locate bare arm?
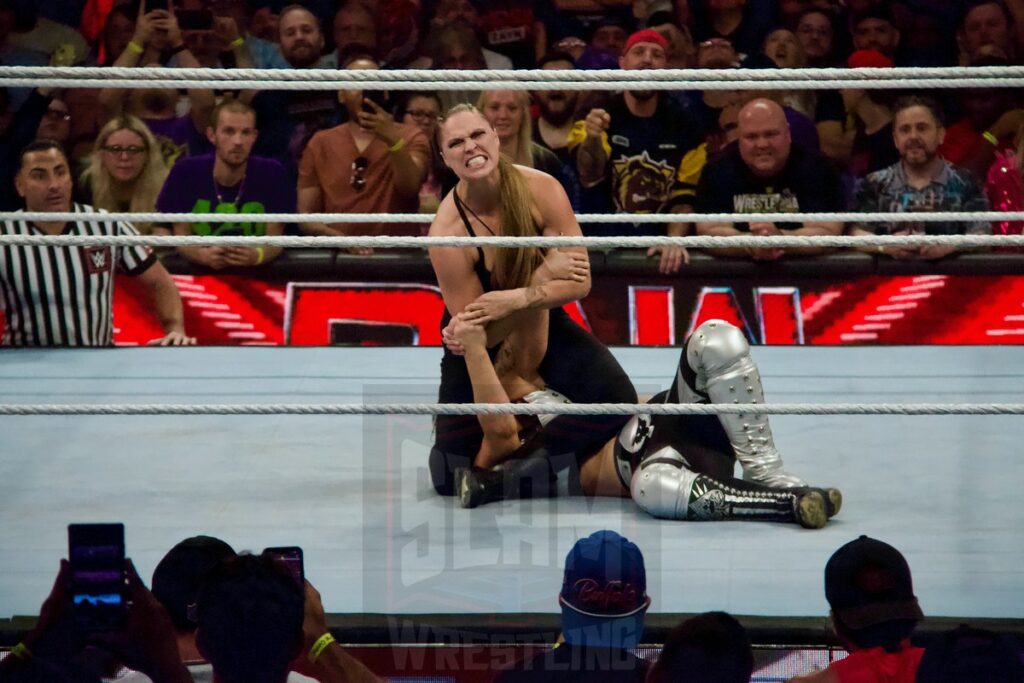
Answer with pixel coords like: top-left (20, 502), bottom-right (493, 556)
top-left (453, 318), bottom-right (523, 461)
top-left (576, 108), bottom-right (611, 187)
top-left (173, 44), bottom-right (215, 134)
top-left (134, 260), bottom-right (194, 344)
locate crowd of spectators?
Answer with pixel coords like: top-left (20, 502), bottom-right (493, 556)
top-left (2, 528), bottom-right (1021, 682)
top-left (1, 0), bottom-right (1024, 345)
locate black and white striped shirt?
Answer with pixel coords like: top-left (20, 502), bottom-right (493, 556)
top-left (0, 203), bottom-right (155, 346)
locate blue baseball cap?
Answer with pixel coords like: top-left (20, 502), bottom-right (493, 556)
top-left (559, 530), bottom-right (651, 649)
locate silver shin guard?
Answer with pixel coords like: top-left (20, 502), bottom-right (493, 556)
top-left (629, 449), bottom-right (805, 524)
top-left (684, 320), bottom-right (807, 488)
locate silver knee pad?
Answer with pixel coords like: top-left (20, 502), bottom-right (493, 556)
top-left (685, 319), bottom-right (806, 488)
top-left (629, 446), bottom-right (699, 520)
top-left (614, 413), bottom-right (653, 488)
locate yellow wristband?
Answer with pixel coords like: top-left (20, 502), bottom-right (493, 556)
top-left (127, 41), bottom-right (144, 55)
top-left (255, 246), bottom-right (265, 265)
top-left (309, 633), bottom-right (336, 662)
top-left (388, 137), bottom-right (407, 153)
top-left (982, 130), bottom-right (999, 146)
top-left (11, 643), bottom-right (32, 661)
top-left (229, 37), bottom-right (245, 49)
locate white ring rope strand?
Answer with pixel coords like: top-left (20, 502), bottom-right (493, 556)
top-left (4, 65), bottom-right (1023, 82)
top-left (3, 210), bottom-right (1022, 224)
top-left (1, 402), bottom-right (1022, 416)
top-left (5, 77), bottom-right (1024, 91)
top-left (3, 234), bottom-right (1023, 249)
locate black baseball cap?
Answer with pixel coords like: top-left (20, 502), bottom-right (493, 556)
top-left (825, 535), bottom-right (924, 630)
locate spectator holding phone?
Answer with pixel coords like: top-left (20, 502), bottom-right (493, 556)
top-left (298, 45), bottom-right (427, 253)
top-left (0, 558), bottom-right (192, 683)
top-left (98, 0), bottom-right (215, 165)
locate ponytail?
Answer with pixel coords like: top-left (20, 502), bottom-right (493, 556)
top-left (493, 155), bottom-right (542, 289)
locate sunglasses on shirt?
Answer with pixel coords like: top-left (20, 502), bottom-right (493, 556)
top-left (351, 156), bottom-right (368, 192)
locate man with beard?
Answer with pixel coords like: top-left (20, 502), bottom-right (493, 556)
top-left (157, 100), bottom-right (293, 269)
top-left (532, 52), bottom-right (582, 208)
top-left (855, 96), bottom-right (990, 260)
top-left (298, 46), bottom-right (427, 252)
top-left (98, 3), bottom-right (215, 165)
top-left (569, 29), bottom-right (704, 274)
top-left (251, 5), bottom-right (340, 179)
top-left (697, 98), bottom-right (842, 261)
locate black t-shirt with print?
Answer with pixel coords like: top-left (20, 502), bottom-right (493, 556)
top-left (696, 143), bottom-right (842, 231)
top-left (569, 94), bottom-right (706, 235)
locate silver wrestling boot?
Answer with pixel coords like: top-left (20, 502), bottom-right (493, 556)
top-left (682, 320), bottom-right (808, 489)
top-left (629, 448), bottom-right (828, 529)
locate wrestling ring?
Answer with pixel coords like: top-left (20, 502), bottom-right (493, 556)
top-left (2, 64), bottom-right (1024, 676)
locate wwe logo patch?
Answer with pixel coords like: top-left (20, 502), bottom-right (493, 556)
top-left (83, 246), bottom-right (112, 274)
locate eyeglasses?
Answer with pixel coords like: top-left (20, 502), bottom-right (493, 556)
top-left (102, 145), bottom-right (146, 157)
top-left (44, 109), bottom-right (71, 121)
top-left (351, 156), bottom-right (368, 192)
top-left (406, 109), bottom-right (438, 122)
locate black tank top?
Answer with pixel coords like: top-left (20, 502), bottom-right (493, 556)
top-left (453, 190), bottom-right (493, 293)
top-left (439, 191), bottom-right (495, 331)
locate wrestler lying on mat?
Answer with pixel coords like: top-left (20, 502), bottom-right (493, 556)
top-left (449, 312), bottom-right (841, 529)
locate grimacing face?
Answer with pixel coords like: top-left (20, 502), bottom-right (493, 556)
top-left (439, 109), bottom-right (501, 181)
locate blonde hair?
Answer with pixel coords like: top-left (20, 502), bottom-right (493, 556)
top-left (438, 103), bottom-right (542, 290)
top-left (476, 90), bottom-right (535, 168)
top-left (86, 115), bottom-right (168, 234)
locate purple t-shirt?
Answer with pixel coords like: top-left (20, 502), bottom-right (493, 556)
top-left (144, 116), bottom-right (212, 165)
top-left (156, 154), bottom-right (296, 236)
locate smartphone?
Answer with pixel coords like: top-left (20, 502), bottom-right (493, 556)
top-left (361, 90), bottom-right (390, 113)
top-left (68, 523), bottom-right (127, 632)
top-left (143, 0), bottom-right (169, 11)
top-left (263, 546), bottom-right (304, 588)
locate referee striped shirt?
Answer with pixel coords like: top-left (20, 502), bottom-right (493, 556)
top-left (0, 203), bottom-right (155, 346)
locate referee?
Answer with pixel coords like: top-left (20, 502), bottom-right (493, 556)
top-left (0, 139), bottom-right (195, 346)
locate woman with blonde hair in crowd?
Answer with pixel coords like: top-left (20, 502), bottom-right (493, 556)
top-left (80, 115), bottom-right (169, 235)
top-left (475, 90), bottom-right (568, 193)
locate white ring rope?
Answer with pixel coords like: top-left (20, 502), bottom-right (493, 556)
top-left (3, 234), bottom-right (1022, 249)
top-left (5, 77), bottom-right (1024, 92)
top-left (1, 402), bottom-right (1022, 416)
top-left (4, 210), bottom-right (1021, 224)
top-left (4, 65), bottom-right (1022, 82)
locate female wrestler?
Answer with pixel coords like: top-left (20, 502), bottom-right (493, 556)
top-left (449, 314), bottom-right (842, 529)
top-left (427, 103), bottom-right (638, 497)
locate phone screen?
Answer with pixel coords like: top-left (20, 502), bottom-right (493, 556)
top-left (264, 546), bottom-right (304, 588)
top-left (68, 523), bottom-right (127, 632)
